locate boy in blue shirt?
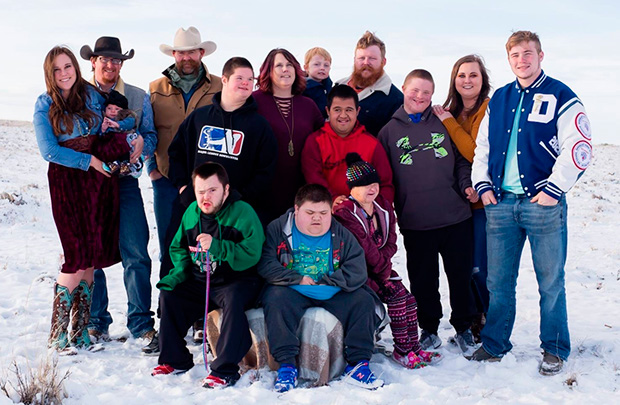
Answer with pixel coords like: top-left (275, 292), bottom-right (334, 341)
top-left (259, 184), bottom-right (383, 392)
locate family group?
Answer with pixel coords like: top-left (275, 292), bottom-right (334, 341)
top-left (34, 26), bottom-right (592, 391)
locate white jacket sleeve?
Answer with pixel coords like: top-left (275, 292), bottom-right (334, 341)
top-left (544, 99), bottom-right (592, 198)
top-left (471, 104), bottom-right (492, 195)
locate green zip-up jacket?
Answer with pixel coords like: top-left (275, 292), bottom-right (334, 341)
top-left (157, 191), bottom-right (265, 291)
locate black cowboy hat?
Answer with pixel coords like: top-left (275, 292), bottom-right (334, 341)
top-left (80, 36), bottom-right (134, 61)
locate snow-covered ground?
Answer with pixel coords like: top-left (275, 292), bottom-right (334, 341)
top-left (0, 120), bottom-right (618, 404)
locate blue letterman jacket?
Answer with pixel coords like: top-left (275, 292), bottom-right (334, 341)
top-left (472, 71), bottom-right (592, 201)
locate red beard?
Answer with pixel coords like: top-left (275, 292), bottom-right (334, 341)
top-left (351, 65), bottom-right (384, 89)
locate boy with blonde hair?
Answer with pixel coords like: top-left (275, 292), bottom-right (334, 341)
top-left (303, 47), bottom-right (333, 118)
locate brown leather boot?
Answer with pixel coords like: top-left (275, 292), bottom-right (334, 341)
top-left (471, 313), bottom-right (486, 344)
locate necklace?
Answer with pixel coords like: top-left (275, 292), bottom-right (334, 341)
top-left (74, 116), bottom-right (92, 137)
top-left (274, 96), bottom-right (295, 157)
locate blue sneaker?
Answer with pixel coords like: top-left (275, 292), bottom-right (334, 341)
top-left (342, 361), bottom-right (384, 389)
top-left (274, 363), bottom-right (298, 393)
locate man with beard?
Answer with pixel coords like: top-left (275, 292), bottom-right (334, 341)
top-left (151, 162), bottom-right (264, 389)
top-left (149, 26), bottom-right (222, 266)
top-left (146, 56), bottom-right (276, 355)
top-left (81, 36), bottom-right (157, 346)
top-left (337, 31), bottom-right (403, 136)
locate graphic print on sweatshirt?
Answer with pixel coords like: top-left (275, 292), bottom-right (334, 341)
top-left (197, 125), bottom-right (244, 160)
top-left (396, 132), bottom-right (447, 165)
top-left (189, 246), bottom-right (217, 274)
top-left (292, 244), bottom-right (331, 282)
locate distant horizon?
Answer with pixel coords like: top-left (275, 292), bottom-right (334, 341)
top-left (2, 0), bottom-right (618, 144)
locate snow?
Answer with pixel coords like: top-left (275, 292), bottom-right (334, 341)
top-left (0, 120), bottom-right (618, 404)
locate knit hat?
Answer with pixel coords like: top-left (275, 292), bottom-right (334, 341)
top-left (345, 152), bottom-right (380, 189)
top-left (104, 90), bottom-right (129, 110)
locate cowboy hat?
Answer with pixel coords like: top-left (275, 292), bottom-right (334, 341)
top-left (80, 36), bottom-right (134, 60)
top-left (159, 26), bottom-right (216, 57)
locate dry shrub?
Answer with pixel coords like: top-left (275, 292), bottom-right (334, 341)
top-left (0, 357), bottom-right (70, 404)
top-left (563, 373), bottom-right (578, 389)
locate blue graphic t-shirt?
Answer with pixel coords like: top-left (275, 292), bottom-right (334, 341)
top-left (289, 221), bottom-right (341, 300)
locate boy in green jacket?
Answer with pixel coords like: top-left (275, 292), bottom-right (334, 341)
top-left (151, 162), bottom-right (264, 388)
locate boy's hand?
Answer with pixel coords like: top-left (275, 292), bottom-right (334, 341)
top-left (481, 190), bottom-right (497, 206)
top-left (531, 191), bottom-right (559, 206)
top-left (300, 276), bottom-right (317, 285)
top-left (465, 187), bottom-right (479, 203)
top-left (196, 233), bottom-right (213, 251)
top-left (332, 195), bottom-right (347, 212)
top-left (107, 118), bottom-right (120, 129)
top-left (101, 119), bottom-right (110, 132)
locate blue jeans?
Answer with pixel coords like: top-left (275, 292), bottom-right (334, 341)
top-left (89, 176), bottom-right (155, 337)
top-left (481, 193), bottom-right (570, 360)
top-left (472, 208), bottom-right (489, 313)
top-left (152, 175), bottom-right (178, 260)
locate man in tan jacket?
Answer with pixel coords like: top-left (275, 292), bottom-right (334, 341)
top-left (149, 26), bottom-right (222, 259)
top-left (146, 26), bottom-right (222, 354)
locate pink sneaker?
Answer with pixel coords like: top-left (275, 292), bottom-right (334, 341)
top-left (392, 351), bottom-right (427, 369)
top-left (417, 350), bottom-right (442, 364)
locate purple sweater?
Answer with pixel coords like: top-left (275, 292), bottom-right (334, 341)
top-left (253, 90), bottom-right (324, 220)
top-left (333, 195), bottom-right (398, 294)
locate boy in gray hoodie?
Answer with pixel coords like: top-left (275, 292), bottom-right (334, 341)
top-left (378, 69), bottom-right (478, 356)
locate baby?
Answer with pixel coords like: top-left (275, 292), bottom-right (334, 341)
top-left (101, 90), bottom-right (143, 178)
top-left (302, 47), bottom-right (333, 119)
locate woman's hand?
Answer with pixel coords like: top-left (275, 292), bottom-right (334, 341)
top-left (89, 155), bottom-right (111, 177)
top-left (432, 105), bottom-right (453, 121)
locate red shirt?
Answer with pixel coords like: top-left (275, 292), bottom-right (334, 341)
top-left (301, 121), bottom-right (394, 203)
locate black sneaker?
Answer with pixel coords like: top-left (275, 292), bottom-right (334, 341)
top-left (466, 346), bottom-right (501, 362)
top-left (419, 330), bottom-right (442, 350)
top-left (142, 331), bottom-right (159, 356)
top-left (454, 329), bottom-right (477, 357)
top-left (539, 351), bottom-right (563, 376)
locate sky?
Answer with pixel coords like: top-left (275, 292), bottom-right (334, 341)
top-left (2, 0), bottom-right (619, 144)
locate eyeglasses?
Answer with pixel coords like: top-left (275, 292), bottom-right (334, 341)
top-left (98, 56), bottom-right (122, 66)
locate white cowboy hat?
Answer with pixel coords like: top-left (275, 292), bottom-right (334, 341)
top-left (160, 26), bottom-right (217, 57)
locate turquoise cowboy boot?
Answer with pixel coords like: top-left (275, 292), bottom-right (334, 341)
top-left (70, 280), bottom-right (94, 348)
top-left (49, 283), bottom-right (73, 351)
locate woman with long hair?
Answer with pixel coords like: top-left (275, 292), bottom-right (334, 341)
top-left (253, 48), bottom-right (324, 221)
top-left (432, 54), bottom-right (491, 340)
top-left (34, 46), bottom-right (129, 353)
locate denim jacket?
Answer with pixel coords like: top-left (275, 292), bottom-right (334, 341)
top-left (33, 85), bottom-right (104, 171)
